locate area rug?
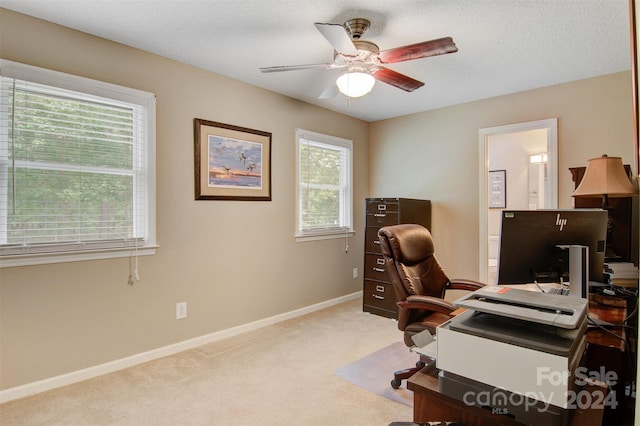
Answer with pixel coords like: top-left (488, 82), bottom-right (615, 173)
top-left (335, 341), bottom-right (419, 407)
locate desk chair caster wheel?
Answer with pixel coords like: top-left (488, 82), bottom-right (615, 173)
top-left (391, 379), bottom-right (401, 389)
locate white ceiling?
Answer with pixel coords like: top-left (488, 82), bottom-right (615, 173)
top-left (1, 0), bottom-right (632, 122)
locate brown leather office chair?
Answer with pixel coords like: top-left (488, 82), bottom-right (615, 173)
top-left (378, 223), bottom-right (485, 389)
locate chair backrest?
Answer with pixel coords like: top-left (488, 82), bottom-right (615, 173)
top-left (378, 224), bottom-right (450, 302)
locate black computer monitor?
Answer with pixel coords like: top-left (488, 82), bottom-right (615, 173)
top-left (497, 209), bottom-right (608, 284)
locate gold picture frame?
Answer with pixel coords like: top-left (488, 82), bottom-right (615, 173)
top-left (194, 118), bottom-right (272, 201)
top-left (631, 0), bottom-right (639, 177)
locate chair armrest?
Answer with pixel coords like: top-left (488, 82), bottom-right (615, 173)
top-left (398, 295), bottom-right (456, 315)
top-left (448, 279), bottom-right (485, 292)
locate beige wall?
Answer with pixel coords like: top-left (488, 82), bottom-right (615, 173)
top-left (0, 8), bottom-right (635, 393)
top-left (0, 9), bottom-right (369, 390)
top-left (369, 71), bottom-right (634, 280)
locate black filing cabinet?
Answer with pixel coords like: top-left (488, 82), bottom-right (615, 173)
top-left (363, 198), bottom-right (432, 319)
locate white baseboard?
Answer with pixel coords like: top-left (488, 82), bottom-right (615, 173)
top-left (0, 291), bottom-right (362, 403)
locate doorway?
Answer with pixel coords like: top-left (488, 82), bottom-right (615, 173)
top-left (478, 119), bottom-right (558, 284)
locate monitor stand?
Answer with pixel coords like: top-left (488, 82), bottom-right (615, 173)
top-left (567, 245), bottom-right (588, 298)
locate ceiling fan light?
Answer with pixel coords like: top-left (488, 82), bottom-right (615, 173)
top-left (336, 72), bottom-right (375, 97)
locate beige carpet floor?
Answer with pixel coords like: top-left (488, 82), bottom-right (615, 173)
top-left (0, 298), bottom-right (416, 426)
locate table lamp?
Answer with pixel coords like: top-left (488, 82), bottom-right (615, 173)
top-left (572, 154), bottom-right (637, 260)
top-left (572, 154), bottom-right (637, 205)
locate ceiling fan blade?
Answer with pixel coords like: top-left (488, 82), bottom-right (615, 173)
top-left (314, 22), bottom-right (358, 56)
top-left (372, 67), bottom-right (425, 92)
top-left (260, 63), bottom-right (341, 73)
top-left (318, 81), bottom-right (339, 99)
top-left (378, 37), bottom-right (458, 64)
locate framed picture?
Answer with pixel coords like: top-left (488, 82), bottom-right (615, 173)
top-left (632, 0), bottom-right (639, 178)
top-left (194, 118), bottom-right (272, 201)
top-left (489, 169), bottom-right (506, 209)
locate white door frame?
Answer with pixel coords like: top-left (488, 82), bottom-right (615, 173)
top-left (478, 118), bottom-right (558, 283)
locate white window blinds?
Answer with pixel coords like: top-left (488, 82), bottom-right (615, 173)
top-left (296, 129), bottom-right (353, 239)
top-left (0, 60), bottom-right (156, 265)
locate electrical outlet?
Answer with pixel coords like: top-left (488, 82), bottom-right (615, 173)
top-left (176, 302), bottom-right (187, 320)
top-left (353, 267), bottom-right (358, 279)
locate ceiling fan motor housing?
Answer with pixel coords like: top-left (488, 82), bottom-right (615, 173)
top-left (334, 39), bottom-right (380, 64)
top-left (343, 18), bottom-right (370, 40)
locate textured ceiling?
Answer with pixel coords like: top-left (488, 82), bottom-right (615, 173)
top-left (1, 0), bottom-right (632, 122)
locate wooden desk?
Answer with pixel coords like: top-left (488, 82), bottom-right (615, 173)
top-left (585, 294), bottom-right (629, 424)
top-left (587, 293), bottom-right (627, 351)
top-left (408, 368), bottom-right (521, 425)
top-left (407, 293), bottom-right (628, 425)
top-left (408, 367), bottom-right (606, 425)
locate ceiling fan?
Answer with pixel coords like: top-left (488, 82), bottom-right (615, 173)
top-left (260, 18), bottom-right (458, 98)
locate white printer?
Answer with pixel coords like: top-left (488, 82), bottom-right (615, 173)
top-left (435, 286), bottom-right (588, 425)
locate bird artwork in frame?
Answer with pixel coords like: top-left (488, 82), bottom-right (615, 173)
top-left (194, 118), bottom-right (272, 201)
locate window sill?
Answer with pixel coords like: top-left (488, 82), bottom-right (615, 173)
top-left (295, 231), bottom-right (355, 243)
top-left (0, 245), bottom-right (158, 268)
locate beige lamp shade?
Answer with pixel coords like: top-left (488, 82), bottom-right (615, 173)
top-left (572, 155), bottom-right (637, 198)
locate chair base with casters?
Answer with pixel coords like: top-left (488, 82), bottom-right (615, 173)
top-left (391, 355), bottom-right (430, 389)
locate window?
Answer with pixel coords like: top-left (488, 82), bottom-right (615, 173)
top-left (295, 129), bottom-right (353, 240)
top-left (0, 60), bottom-right (156, 267)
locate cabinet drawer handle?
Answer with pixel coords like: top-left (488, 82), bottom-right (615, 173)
top-left (373, 294), bottom-right (384, 300)
top-left (376, 258), bottom-right (385, 265)
top-left (374, 213), bottom-right (387, 217)
top-left (373, 267), bottom-right (385, 273)
top-left (376, 285), bottom-right (385, 293)
top-left (373, 240), bottom-right (381, 245)
top-left (377, 205), bottom-right (387, 211)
